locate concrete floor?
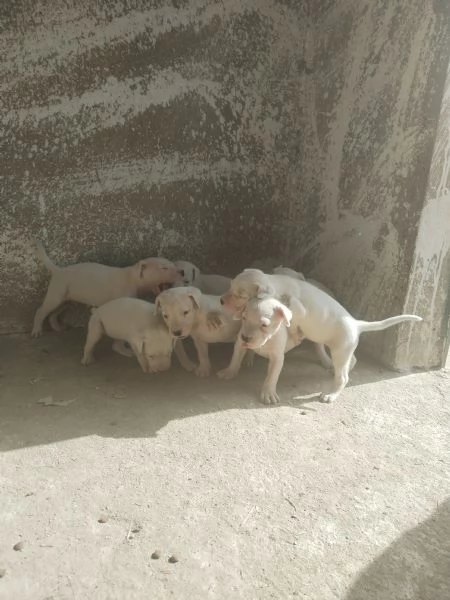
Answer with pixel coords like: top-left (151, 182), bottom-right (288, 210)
top-left (0, 331), bottom-right (449, 600)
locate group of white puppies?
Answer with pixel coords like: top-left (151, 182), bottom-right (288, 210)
top-left (32, 241), bottom-right (422, 404)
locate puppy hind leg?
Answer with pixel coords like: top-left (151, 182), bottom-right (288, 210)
top-left (320, 343), bottom-right (357, 403)
top-left (81, 316), bottom-right (104, 365)
top-left (31, 281), bottom-right (67, 337)
top-left (315, 343), bottom-right (333, 370)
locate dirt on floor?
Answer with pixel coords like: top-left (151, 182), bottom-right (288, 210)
top-left (0, 330), bottom-right (449, 600)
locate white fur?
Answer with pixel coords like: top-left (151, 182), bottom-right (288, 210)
top-left (174, 260), bottom-right (231, 296)
top-left (81, 298), bottom-right (174, 373)
top-left (156, 286), bottom-right (242, 378)
top-left (31, 240), bottom-right (179, 336)
top-left (219, 269), bottom-right (422, 403)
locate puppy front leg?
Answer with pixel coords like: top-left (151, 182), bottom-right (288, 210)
top-left (129, 340), bottom-right (149, 373)
top-left (260, 353), bottom-right (285, 405)
top-left (174, 339), bottom-right (196, 372)
top-left (217, 340), bottom-right (247, 380)
top-left (192, 337), bottom-right (211, 378)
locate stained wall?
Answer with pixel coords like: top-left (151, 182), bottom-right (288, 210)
top-left (1, 0), bottom-right (449, 368)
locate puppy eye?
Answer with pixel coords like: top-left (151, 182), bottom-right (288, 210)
top-left (261, 323), bottom-right (268, 328)
top-left (163, 313), bottom-right (168, 319)
top-left (183, 310), bottom-right (189, 316)
top-left (161, 267), bottom-right (168, 271)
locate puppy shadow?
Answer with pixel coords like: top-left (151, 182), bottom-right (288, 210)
top-left (0, 332), bottom-right (422, 451)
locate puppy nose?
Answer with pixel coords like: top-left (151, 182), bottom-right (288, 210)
top-left (241, 334), bottom-right (251, 343)
top-left (220, 297), bottom-right (224, 305)
top-left (173, 329), bottom-right (182, 337)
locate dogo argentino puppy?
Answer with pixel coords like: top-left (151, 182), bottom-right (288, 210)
top-left (272, 266), bottom-right (336, 298)
top-left (155, 286), bottom-right (242, 377)
top-left (219, 271), bottom-right (422, 403)
top-left (220, 268), bottom-right (333, 369)
top-left (31, 241), bottom-right (180, 337)
top-left (81, 298), bottom-right (174, 373)
top-left (218, 296), bottom-right (304, 404)
top-left (174, 260), bottom-right (231, 296)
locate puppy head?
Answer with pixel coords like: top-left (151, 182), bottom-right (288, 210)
top-left (142, 327), bottom-right (174, 373)
top-left (174, 260), bottom-right (201, 286)
top-left (155, 286), bottom-right (201, 338)
top-left (220, 269), bottom-right (275, 314)
top-left (136, 257), bottom-right (180, 290)
top-left (238, 296), bottom-right (292, 349)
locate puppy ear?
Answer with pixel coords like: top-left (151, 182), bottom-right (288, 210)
top-left (274, 302), bottom-right (292, 327)
top-left (186, 286), bottom-right (201, 309)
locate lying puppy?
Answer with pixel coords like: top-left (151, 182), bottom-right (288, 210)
top-left (156, 286), bottom-right (241, 377)
top-left (272, 266), bottom-right (336, 298)
top-left (220, 272), bottom-right (422, 403)
top-left (174, 260), bottom-right (231, 296)
top-left (32, 241), bottom-right (179, 337)
top-left (221, 268), bottom-right (333, 369)
top-left (81, 298), bottom-right (174, 373)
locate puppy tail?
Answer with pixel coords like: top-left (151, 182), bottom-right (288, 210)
top-left (356, 315), bottom-right (422, 334)
top-left (34, 239), bottom-right (58, 272)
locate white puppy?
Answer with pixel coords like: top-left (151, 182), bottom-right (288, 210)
top-left (156, 286), bottom-right (242, 377)
top-left (174, 260), bottom-right (231, 296)
top-left (218, 296), bottom-right (304, 404)
top-left (32, 241), bottom-right (180, 337)
top-left (220, 272), bottom-right (422, 403)
top-left (221, 268), bottom-right (333, 369)
top-left (81, 298), bottom-right (174, 373)
top-left (272, 266), bottom-right (335, 298)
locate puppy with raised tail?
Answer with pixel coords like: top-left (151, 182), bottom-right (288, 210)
top-left (81, 298), bottom-right (174, 373)
top-left (219, 269), bottom-right (422, 404)
top-left (155, 286), bottom-right (242, 377)
top-left (174, 260), bottom-right (231, 296)
top-left (32, 241), bottom-right (180, 337)
top-left (220, 268), bottom-right (332, 369)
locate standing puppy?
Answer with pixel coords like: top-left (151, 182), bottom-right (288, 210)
top-left (174, 260), bottom-right (231, 296)
top-left (220, 271), bottom-right (422, 403)
top-left (218, 296), bottom-right (304, 404)
top-left (81, 298), bottom-right (174, 373)
top-left (156, 286), bottom-right (241, 377)
top-left (32, 241), bottom-right (179, 336)
top-left (221, 268), bottom-right (332, 369)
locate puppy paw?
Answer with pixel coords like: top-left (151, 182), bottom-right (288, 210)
top-left (320, 392), bottom-right (339, 403)
top-left (81, 355), bottom-right (95, 366)
top-left (31, 329), bottom-right (43, 338)
top-left (195, 364), bottom-right (211, 378)
top-left (217, 367), bottom-right (239, 380)
top-left (260, 387), bottom-right (280, 405)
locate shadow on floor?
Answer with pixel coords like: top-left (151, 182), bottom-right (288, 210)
top-left (0, 329), bottom-right (430, 451)
top-left (345, 498), bottom-right (450, 600)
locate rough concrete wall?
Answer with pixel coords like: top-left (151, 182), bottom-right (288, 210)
top-left (0, 0), bottom-right (307, 333)
top-left (399, 64), bottom-right (450, 369)
top-left (284, 0), bottom-right (450, 368)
